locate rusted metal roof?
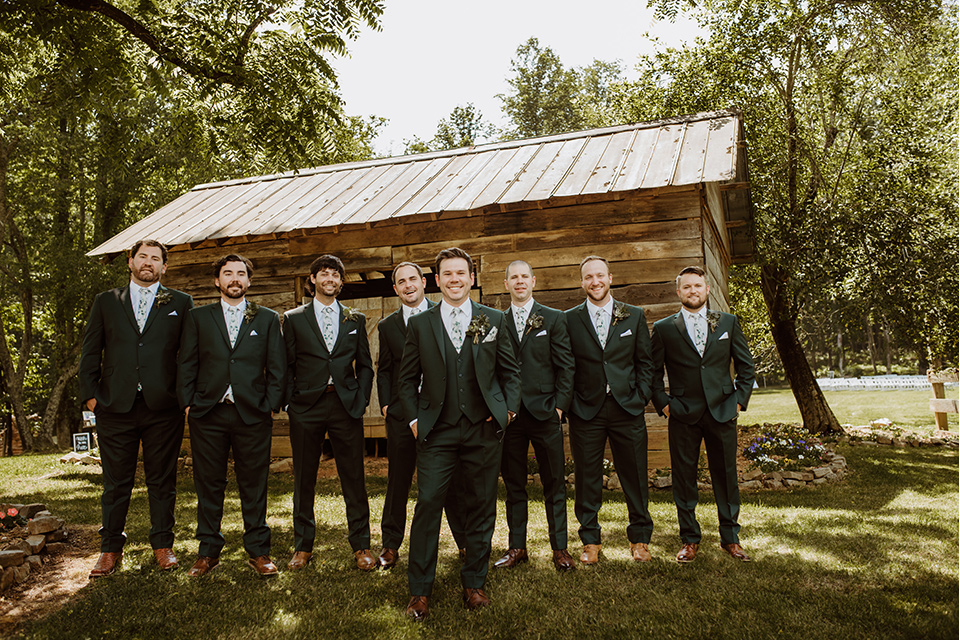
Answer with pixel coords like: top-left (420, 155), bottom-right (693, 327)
top-left (88, 109), bottom-right (752, 258)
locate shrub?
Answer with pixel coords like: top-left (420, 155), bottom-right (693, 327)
top-left (742, 423), bottom-right (827, 473)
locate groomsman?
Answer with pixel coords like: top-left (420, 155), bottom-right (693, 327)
top-left (565, 256), bottom-right (655, 565)
top-left (376, 262), bottom-right (466, 569)
top-left (178, 254), bottom-right (286, 577)
top-left (495, 260), bottom-right (576, 571)
top-left (79, 239), bottom-right (193, 577)
top-left (283, 255), bottom-right (376, 571)
top-left (399, 248), bottom-right (521, 620)
top-left (651, 266), bottom-right (755, 563)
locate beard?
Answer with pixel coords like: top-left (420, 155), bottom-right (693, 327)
top-left (585, 285), bottom-right (609, 302)
top-left (682, 296), bottom-right (706, 311)
top-left (133, 265), bottom-right (160, 284)
top-left (219, 281), bottom-right (248, 299)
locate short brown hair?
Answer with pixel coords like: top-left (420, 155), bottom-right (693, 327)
top-left (579, 255), bottom-right (609, 271)
top-left (434, 247), bottom-right (474, 276)
top-left (391, 261), bottom-right (424, 284)
top-left (130, 239), bottom-right (168, 264)
top-left (212, 254), bottom-right (253, 279)
top-left (310, 255), bottom-right (345, 280)
top-left (504, 260), bottom-right (532, 279)
top-left (676, 266), bottom-right (707, 288)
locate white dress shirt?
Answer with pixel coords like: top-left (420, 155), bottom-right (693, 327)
top-left (681, 307), bottom-right (708, 352)
top-left (440, 300), bottom-right (472, 344)
top-left (587, 297), bottom-right (614, 339)
top-left (129, 281), bottom-right (159, 316)
top-left (219, 298), bottom-right (247, 403)
top-left (511, 298), bottom-right (535, 338)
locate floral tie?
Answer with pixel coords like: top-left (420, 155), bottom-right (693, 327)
top-left (227, 306), bottom-right (242, 347)
top-left (595, 308), bottom-right (608, 347)
top-left (515, 306), bottom-right (528, 339)
top-left (322, 306), bottom-right (336, 351)
top-left (694, 314), bottom-right (707, 356)
top-left (451, 307), bottom-right (464, 351)
top-left (136, 287), bottom-right (151, 332)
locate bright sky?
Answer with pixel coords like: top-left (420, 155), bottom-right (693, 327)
top-left (332, 0), bottom-right (704, 157)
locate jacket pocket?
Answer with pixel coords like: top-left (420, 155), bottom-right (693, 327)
top-left (722, 384), bottom-right (734, 394)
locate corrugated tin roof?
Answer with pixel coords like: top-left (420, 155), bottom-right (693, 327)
top-left (88, 110), bottom-right (749, 257)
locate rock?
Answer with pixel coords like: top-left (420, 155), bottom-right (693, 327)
top-left (21, 504), bottom-right (47, 519)
top-left (566, 473), bottom-right (575, 484)
top-left (25, 535), bottom-right (45, 554)
top-left (783, 479), bottom-right (802, 487)
top-left (26, 555), bottom-right (41, 570)
top-left (762, 479), bottom-right (782, 489)
top-left (813, 467), bottom-right (831, 479)
top-left (532, 473), bottom-right (542, 487)
top-left (824, 472), bottom-right (838, 481)
top-left (892, 438), bottom-right (906, 447)
top-left (652, 475), bottom-right (672, 489)
top-left (185, 457), bottom-right (193, 466)
top-left (765, 471), bottom-right (783, 482)
top-left (59, 451), bottom-right (82, 464)
top-left (13, 564), bottom-right (30, 583)
top-left (697, 481), bottom-right (712, 492)
top-left (739, 480), bottom-right (762, 491)
top-left (800, 472), bottom-right (815, 482)
top-left (269, 459), bottom-right (293, 473)
top-left (10, 540), bottom-right (32, 555)
top-left (0, 567), bottom-right (14, 591)
top-left (607, 474), bottom-right (621, 491)
top-left (46, 528), bottom-right (67, 542)
top-left (780, 471), bottom-right (803, 481)
top-left (860, 441), bottom-right (878, 446)
top-left (26, 517), bottom-right (60, 536)
top-left (602, 476), bottom-right (609, 489)
top-left (834, 468), bottom-right (846, 479)
top-left (0, 550), bottom-right (25, 568)
top-left (78, 453), bottom-right (101, 465)
top-left (813, 478), bottom-right (827, 485)
top-left (823, 450), bottom-right (836, 461)
top-left (33, 510), bottom-right (52, 518)
top-left (44, 542), bottom-right (66, 555)
top-left (876, 435), bottom-right (893, 445)
top-left (741, 469), bottom-right (763, 481)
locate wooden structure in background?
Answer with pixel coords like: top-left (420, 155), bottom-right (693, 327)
top-left (88, 110), bottom-right (755, 468)
top-left (927, 370), bottom-right (959, 430)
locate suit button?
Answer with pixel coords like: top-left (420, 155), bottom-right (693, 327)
top-left (231, 359), bottom-right (236, 364)
top-left (138, 342), bottom-right (143, 347)
top-left (518, 360), bottom-right (523, 366)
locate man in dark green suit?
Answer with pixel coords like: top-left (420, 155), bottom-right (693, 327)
top-left (399, 248), bottom-right (521, 620)
top-left (79, 239), bottom-right (193, 578)
top-left (565, 255), bottom-right (655, 565)
top-left (376, 261), bottom-right (466, 570)
top-left (495, 260), bottom-right (576, 571)
top-left (651, 266), bottom-right (755, 563)
top-left (177, 254), bottom-right (286, 577)
top-left (283, 254), bottom-right (376, 571)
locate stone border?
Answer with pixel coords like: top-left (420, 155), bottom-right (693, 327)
top-left (0, 504), bottom-right (68, 593)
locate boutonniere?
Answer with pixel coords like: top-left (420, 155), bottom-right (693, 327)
top-left (466, 313), bottom-right (491, 344)
top-left (342, 305), bottom-right (362, 324)
top-left (706, 309), bottom-right (721, 333)
top-left (154, 288), bottom-right (173, 306)
top-left (524, 312), bottom-right (544, 336)
top-left (611, 302), bottom-right (631, 327)
top-left (243, 301), bottom-right (260, 324)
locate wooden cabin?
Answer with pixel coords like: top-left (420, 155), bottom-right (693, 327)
top-left (88, 109), bottom-right (755, 468)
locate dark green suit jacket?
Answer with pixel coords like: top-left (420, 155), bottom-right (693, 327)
top-left (283, 301), bottom-right (374, 419)
top-left (79, 284), bottom-right (193, 413)
top-left (377, 300), bottom-right (436, 423)
top-left (397, 301), bottom-right (521, 441)
top-left (177, 301), bottom-right (286, 425)
top-left (504, 301), bottom-right (574, 421)
top-left (651, 310), bottom-right (755, 424)
top-left (565, 300), bottom-right (654, 420)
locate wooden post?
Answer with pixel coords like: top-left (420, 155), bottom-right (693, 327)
top-left (927, 370), bottom-right (959, 431)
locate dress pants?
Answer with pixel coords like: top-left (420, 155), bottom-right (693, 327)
top-left (290, 391), bottom-right (370, 552)
top-left (500, 406), bottom-right (568, 550)
top-left (408, 416), bottom-right (501, 596)
top-left (381, 414), bottom-right (466, 551)
top-left (189, 403), bottom-right (272, 558)
top-left (95, 396), bottom-right (184, 552)
top-left (569, 396), bottom-right (653, 545)
top-left (669, 412), bottom-right (741, 544)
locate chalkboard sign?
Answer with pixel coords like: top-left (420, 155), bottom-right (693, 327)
top-left (73, 432), bottom-right (93, 453)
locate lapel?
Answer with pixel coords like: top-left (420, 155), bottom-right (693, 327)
top-left (518, 301), bottom-right (540, 349)
top-left (211, 302), bottom-right (232, 349)
top-left (702, 310), bottom-right (722, 357)
top-left (470, 301), bottom-right (485, 360)
top-left (427, 304), bottom-right (447, 365)
top-left (118, 285), bottom-right (139, 333)
top-left (333, 303), bottom-right (352, 354)
top-left (578, 302), bottom-right (604, 350)
top-left (232, 303), bottom-right (256, 352)
top-left (672, 311), bottom-right (701, 359)
top-left (140, 285), bottom-right (164, 335)
top-left (505, 305), bottom-right (521, 351)
top-left (304, 301), bottom-right (328, 353)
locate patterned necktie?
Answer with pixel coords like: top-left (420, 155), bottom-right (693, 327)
top-left (595, 308), bottom-right (608, 347)
top-left (406, 306), bottom-right (420, 327)
top-left (136, 287), bottom-right (151, 332)
top-left (694, 313), bottom-right (707, 356)
top-left (227, 306), bottom-right (242, 347)
top-left (322, 306), bottom-right (336, 351)
top-left (451, 307), bottom-right (464, 351)
top-left (515, 306), bottom-right (528, 338)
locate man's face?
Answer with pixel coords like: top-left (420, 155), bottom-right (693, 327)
top-left (436, 257), bottom-right (474, 306)
top-left (128, 245), bottom-right (166, 286)
top-left (581, 259), bottom-right (612, 304)
top-left (677, 273), bottom-right (709, 312)
top-left (311, 267), bottom-right (343, 299)
top-left (504, 263), bottom-right (535, 305)
top-left (215, 261), bottom-right (251, 300)
top-left (393, 265), bottom-right (426, 307)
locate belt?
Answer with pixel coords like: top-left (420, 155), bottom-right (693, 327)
top-left (324, 384), bottom-right (336, 394)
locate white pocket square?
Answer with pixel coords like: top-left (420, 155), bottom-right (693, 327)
top-left (536, 329), bottom-right (547, 337)
top-left (719, 331), bottom-right (729, 340)
top-left (250, 329), bottom-right (259, 336)
top-left (349, 329), bottom-right (357, 335)
top-left (620, 329), bottom-right (632, 337)
top-left (168, 310), bottom-right (177, 316)
top-left (482, 326), bottom-right (498, 343)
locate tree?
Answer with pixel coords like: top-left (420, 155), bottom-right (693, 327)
top-left (404, 103), bottom-right (495, 154)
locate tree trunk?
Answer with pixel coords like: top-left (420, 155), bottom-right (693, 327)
top-left (41, 345), bottom-right (82, 452)
top-left (865, 314), bottom-right (877, 375)
top-left (760, 263), bottom-right (841, 434)
top-left (882, 319), bottom-right (893, 373)
top-left (836, 329), bottom-right (844, 374)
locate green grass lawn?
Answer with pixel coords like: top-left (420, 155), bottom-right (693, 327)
top-left (2, 434), bottom-right (957, 639)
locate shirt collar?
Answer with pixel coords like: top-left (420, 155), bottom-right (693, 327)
top-left (221, 298), bottom-right (247, 314)
top-left (682, 306), bottom-right (707, 320)
top-left (313, 298), bottom-right (339, 314)
top-left (130, 281), bottom-right (160, 295)
top-left (587, 297), bottom-right (614, 316)
top-left (441, 299), bottom-right (472, 319)
top-left (511, 298), bottom-right (534, 315)
top-left (403, 298), bottom-right (429, 319)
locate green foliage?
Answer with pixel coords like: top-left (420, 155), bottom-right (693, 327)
top-left (403, 103), bottom-right (495, 154)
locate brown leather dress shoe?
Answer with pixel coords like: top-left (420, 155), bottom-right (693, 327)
top-left (378, 548), bottom-right (398, 569)
top-left (676, 543), bottom-right (698, 563)
top-left (721, 543), bottom-right (752, 562)
top-left (630, 542), bottom-right (652, 562)
top-left (493, 548), bottom-right (528, 569)
top-left (187, 555), bottom-right (220, 577)
top-left (580, 543), bottom-right (601, 565)
top-left (248, 555), bottom-right (279, 576)
top-left (153, 548), bottom-right (179, 571)
top-left (405, 595), bottom-right (429, 621)
top-left (288, 551), bottom-right (313, 570)
top-left (552, 549), bottom-right (576, 571)
top-left (463, 587), bottom-right (491, 610)
top-left (355, 549), bottom-right (377, 571)
top-left (89, 552), bottom-right (122, 579)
